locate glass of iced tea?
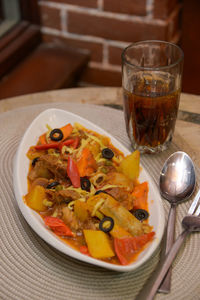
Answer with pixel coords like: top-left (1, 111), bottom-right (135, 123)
top-left (122, 40), bottom-right (184, 153)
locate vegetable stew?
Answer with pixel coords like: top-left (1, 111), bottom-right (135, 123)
top-left (25, 122), bottom-right (155, 266)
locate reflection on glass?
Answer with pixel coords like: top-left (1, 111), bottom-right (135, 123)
top-left (0, 0), bottom-right (21, 37)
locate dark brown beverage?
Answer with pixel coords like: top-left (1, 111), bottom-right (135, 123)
top-left (123, 72), bottom-right (180, 152)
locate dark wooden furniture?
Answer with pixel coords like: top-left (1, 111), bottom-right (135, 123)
top-left (0, 42), bottom-right (89, 99)
top-left (181, 0), bottom-right (200, 95)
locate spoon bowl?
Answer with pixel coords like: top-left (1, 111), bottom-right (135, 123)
top-left (158, 151), bottom-right (196, 293)
top-left (160, 151), bottom-right (196, 203)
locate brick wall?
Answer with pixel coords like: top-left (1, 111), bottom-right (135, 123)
top-left (38, 0), bottom-right (182, 87)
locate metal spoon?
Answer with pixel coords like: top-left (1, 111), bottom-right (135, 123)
top-left (158, 151), bottom-right (196, 293)
top-left (135, 151), bottom-right (196, 300)
top-left (135, 189), bottom-right (200, 300)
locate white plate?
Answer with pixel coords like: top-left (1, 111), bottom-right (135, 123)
top-left (13, 108), bottom-right (165, 272)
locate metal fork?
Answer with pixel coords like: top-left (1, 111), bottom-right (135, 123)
top-left (135, 189), bottom-right (200, 300)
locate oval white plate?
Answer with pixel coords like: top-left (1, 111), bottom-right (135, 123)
top-left (13, 108), bottom-right (165, 272)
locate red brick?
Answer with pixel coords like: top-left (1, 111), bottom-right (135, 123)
top-left (108, 16), bottom-right (181, 66)
top-left (154, 0), bottom-right (178, 19)
top-left (68, 12), bottom-right (168, 42)
top-left (39, 5), bottom-right (61, 30)
top-left (80, 66), bottom-right (121, 86)
top-left (108, 45), bottom-right (124, 65)
top-left (42, 33), bottom-right (103, 62)
top-left (39, 0), bottom-right (98, 8)
top-left (103, 0), bottom-right (147, 16)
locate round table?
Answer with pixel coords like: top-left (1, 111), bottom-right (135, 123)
top-left (0, 87), bottom-right (200, 300)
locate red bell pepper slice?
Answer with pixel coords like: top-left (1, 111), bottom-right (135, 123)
top-left (79, 245), bottom-right (90, 256)
top-left (114, 232), bottom-right (155, 265)
top-left (35, 137), bottom-right (80, 151)
top-left (62, 139), bottom-right (75, 146)
top-left (71, 137), bottom-right (79, 149)
top-left (44, 216), bottom-right (74, 237)
top-left (67, 156), bottom-right (80, 188)
top-left (58, 139), bottom-right (75, 151)
top-left (35, 143), bottom-right (59, 150)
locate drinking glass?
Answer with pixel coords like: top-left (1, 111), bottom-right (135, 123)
top-left (122, 40), bottom-right (184, 154)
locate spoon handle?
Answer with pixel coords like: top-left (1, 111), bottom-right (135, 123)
top-left (135, 229), bottom-right (189, 300)
top-left (158, 204), bottom-right (176, 293)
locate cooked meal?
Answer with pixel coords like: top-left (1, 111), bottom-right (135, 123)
top-left (25, 122), bottom-right (155, 266)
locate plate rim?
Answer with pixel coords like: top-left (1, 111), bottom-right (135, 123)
top-left (13, 108), bottom-right (165, 272)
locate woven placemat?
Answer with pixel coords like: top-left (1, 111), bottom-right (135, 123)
top-left (0, 102), bottom-right (199, 300)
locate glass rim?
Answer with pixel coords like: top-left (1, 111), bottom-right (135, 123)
top-left (121, 40), bottom-right (184, 71)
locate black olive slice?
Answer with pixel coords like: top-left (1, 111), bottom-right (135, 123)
top-left (99, 217), bottom-right (114, 233)
top-left (50, 129), bottom-right (64, 141)
top-left (46, 181), bottom-right (60, 189)
top-left (95, 190), bottom-right (108, 195)
top-left (102, 148), bottom-right (114, 159)
top-left (32, 157), bottom-right (39, 167)
top-left (81, 177), bottom-right (91, 192)
top-left (133, 209), bottom-right (149, 221)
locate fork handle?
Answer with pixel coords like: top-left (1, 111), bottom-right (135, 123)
top-left (135, 229), bottom-right (189, 300)
top-left (158, 204), bottom-right (176, 293)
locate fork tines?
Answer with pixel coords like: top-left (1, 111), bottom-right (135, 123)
top-left (195, 202), bottom-right (200, 216)
top-left (188, 189), bottom-right (200, 215)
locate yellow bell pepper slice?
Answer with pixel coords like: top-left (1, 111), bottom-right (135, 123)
top-left (118, 150), bottom-right (140, 181)
top-left (83, 230), bottom-right (115, 259)
top-left (25, 185), bottom-right (47, 212)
